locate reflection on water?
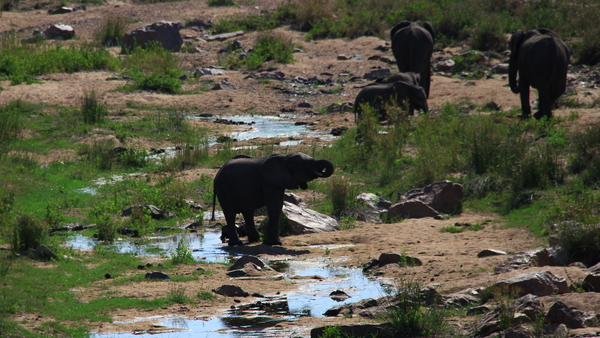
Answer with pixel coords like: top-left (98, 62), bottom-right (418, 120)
top-left (66, 230), bottom-right (232, 263)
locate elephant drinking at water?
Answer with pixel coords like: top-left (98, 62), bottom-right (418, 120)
top-left (509, 29), bottom-right (570, 120)
top-left (212, 152), bottom-right (334, 246)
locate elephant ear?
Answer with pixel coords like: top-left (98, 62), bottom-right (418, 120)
top-left (390, 20), bottom-right (411, 40)
top-left (261, 154), bottom-right (298, 190)
top-left (422, 21), bottom-right (435, 41)
top-left (535, 28), bottom-right (555, 37)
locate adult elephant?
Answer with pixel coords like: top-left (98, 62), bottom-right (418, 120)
top-left (354, 81), bottom-right (428, 121)
top-left (390, 21), bottom-right (434, 98)
top-left (211, 153), bottom-right (334, 246)
top-left (509, 29), bottom-right (570, 120)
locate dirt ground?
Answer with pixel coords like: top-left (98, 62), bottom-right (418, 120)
top-left (3, 0), bottom-right (600, 337)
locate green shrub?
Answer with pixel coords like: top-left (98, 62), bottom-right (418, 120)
top-left (207, 0), bottom-right (235, 6)
top-left (167, 285), bottom-right (191, 303)
top-left (81, 89), bottom-right (108, 125)
top-left (568, 123), bottom-right (600, 185)
top-left (327, 175), bottom-right (357, 217)
top-left (171, 238), bottom-right (195, 265)
top-left (11, 214), bottom-right (47, 253)
top-left (382, 280), bottom-right (449, 337)
top-left (219, 31), bottom-right (295, 70)
top-left (95, 214), bottom-right (117, 242)
top-left (120, 42), bottom-right (183, 93)
top-left (131, 72), bottom-right (182, 94)
top-left (95, 15), bottom-right (129, 47)
top-left (0, 100), bottom-right (27, 151)
top-left (469, 16), bottom-right (506, 52)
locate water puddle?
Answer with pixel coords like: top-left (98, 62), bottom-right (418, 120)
top-left (66, 230), bottom-right (232, 263)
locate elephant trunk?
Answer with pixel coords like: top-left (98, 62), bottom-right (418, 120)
top-left (314, 159), bottom-right (334, 178)
top-left (509, 30), bottom-right (524, 94)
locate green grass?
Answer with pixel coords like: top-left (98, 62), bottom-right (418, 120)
top-left (219, 31), bottom-right (295, 70)
top-left (0, 36), bottom-right (118, 84)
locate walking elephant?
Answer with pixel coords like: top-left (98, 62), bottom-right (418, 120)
top-left (211, 153), bottom-right (334, 246)
top-left (509, 29), bottom-right (570, 120)
top-left (390, 21), bottom-right (434, 98)
top-left (354, 81), bottom-right (428, 121)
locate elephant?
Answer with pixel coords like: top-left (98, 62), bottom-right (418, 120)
top-left (509, 29), bottom-right (570, 120)
top-left (390, 21), bottom-right (435, 98)
top-left (211, 152), bottom-right (334, 246)
top-left (354, 81), bottom-right (428, 121)
top-left (378, 71), bottom-right (420, 86)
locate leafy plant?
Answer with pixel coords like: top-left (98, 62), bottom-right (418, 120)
top-left (81, 89), bottom-right (108, 125)
top-left (167, 285), bottom-right (192, 304)
top-left (207, 0), bottom-right (235, 6)
top-left (95, 15), bottom-right (129, 47)
top-left (171, 238), bottom-right (195, 265)
top-left (11, 213), bottom-right (47, 253)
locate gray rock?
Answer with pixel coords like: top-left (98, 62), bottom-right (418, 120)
top-left (401, 180), bottom-right (464, 214)
top-left (283, 193), bottom-right (306, 208)
top-left (588, 262), bottom-right (600, 273)
top-left (121, 21), bottom-right (184, 53)
top-left (363, 68), bottom-right (392, 80)
top-left (583, 272), bottom-right (600, 292)
top-left (195, 68), bottom-right (226, 77)
top-left (478, 249), bottom-right (508, 258)
top-left (354, 193), bottom-right (390, 223)
top-left (467, 305), bottom-right (490, 316)
top-left (434, 59), bottom-right (455, 72)
top-left (211, 79), bottom-right (236, 90)
top-left (387, 200), bottom-right (441, 219)
top-left (35, 244), bottom-right (58, 261)
top-left (44, 24), bottom-right (75, 40)
top-left (471, 294), bottom-right (543, 337)
top-left (377, 252), bottom-right (422, 267)
top-left (282, 202), bottom-right (339, 235)
top-left (145, 271), bottom-right (170, 280)
top-left (545, 300), bottom-right (600, 328)
top-left (494, 270), bottom-right (568, 297)
top-left (494, 248), bottom-right (554, 274)
top-left (212, 284), bottom-right (249, 297)
top-left (259, 71), bottom-right (285, 80)
top-left (444, 287), bottom-right (483, 307)
top-left (121, 205), bottom-right (165, 220)
top-left (228, 255), bottom-right (265, 271)
top-left (548, 245), bottom-right (570, 266)
top-left (491, 63), bottom-right (510, 74)
top-left (205, 30), bottom-right (244, 41)
top-left (226, 270), bottom-right (248, 277)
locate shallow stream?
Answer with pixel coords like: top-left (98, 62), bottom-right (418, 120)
top-left (66, 230), bottom-right (392, 337)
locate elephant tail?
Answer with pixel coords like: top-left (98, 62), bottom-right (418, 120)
top-left (211, 188), bottom-right (216, 221)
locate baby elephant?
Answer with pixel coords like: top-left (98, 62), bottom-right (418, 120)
top-left (377, 71), bottom-right (421, 86)
top-left (354, 81), bottom-right (428, 121)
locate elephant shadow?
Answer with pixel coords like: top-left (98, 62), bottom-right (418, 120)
top-left (222, 244), bottom-right (311, 257)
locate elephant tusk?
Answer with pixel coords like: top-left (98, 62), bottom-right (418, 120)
top-left (314, 170), bottom-right (324, 177)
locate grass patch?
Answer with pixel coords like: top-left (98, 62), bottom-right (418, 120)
top-left (94, 14), bottom-right (129, 47)
top-left (0, 35), bottom-right (118, 84)
top-left (219, 31), bottom-right (295, 70)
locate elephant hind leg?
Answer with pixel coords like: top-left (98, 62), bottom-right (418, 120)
top-left (519, 84), bottom-right (532, 118)
top-left (534, 89), bottom-right (553, 120)
top-left (242, 210), bottom-right (260, 243)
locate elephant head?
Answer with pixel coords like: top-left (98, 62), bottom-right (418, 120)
top-left (392, 81), bottom-right (428, 113)
top-left (261, 152), bottom-right (334, 190)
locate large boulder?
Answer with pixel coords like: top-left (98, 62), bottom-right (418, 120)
top-left (212, 284), bottom-right (249, 297)
top-left (400, 180), bottom-right (463, 214)
top-left (387, 200), bottom-right (441, 219)
top-left (121, 21), bottom-right (184, 53)
top-left (354, 193), bottom-right (391, 223)
top-left (493, 270), bottom-right (568, 297)
top-left (545, 300), bottom-right (600, 329)
top-left (282, 201), bottom-right (339, 235)
top-left (494, 248), bottom-right (554, 274)
top-left (44, 24), bottom-right (75, 40)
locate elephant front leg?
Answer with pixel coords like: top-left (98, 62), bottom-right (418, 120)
top-left (519, 85), bottom-right (531, 118)
top-left (223, 212), bottom-right (243, 246)
top-left (263, 199), bottom-right (283, 246)
top-left (242, 211), bottom-right (260, 243)
top-left (534, 89), bottom-right (552, 120)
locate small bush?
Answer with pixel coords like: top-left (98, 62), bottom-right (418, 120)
top-left (171, 238), bottom-right (195, 265)
top-left (469, 16), bottom-right (506, 52)
top-left (120, 42), bottom-right (183, 93)
top-left (95, 15), bottom-right (129, 47)
top-left (95, 214), bottom-right (117, 242)
top-left (11, 214), bottom-right (47, 253)
top-left (207, 0), bottom-right (235, 6)
top-left (167, 285), bottom-right (192, 303)
top-left (81, 89), bottom-right (108, 124)
top-left (78, 140), bottom-right (117, 170)
top-left (219, 31), bottom-right (295, 70)
top-left (327, 175), bottom-right (357, 217)
top-left (0, 100), bottom-right (26, 151)
top-left (197, 291), bottom-right (217, 301)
